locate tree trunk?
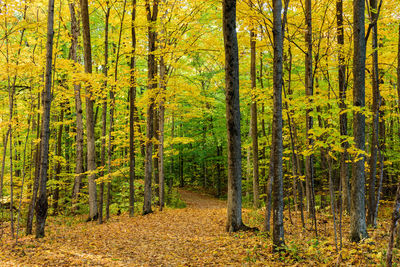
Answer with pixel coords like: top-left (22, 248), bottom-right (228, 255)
top-left (304, 0), bottom-right (317, 237)
top-left (69, 3), bottom-right (84, 211)
top-left (367, 0), bottom-right (380, 227)
top-left (99, 2), bottom-right (110, 224)
top-left (223, 0), bottom-right (245, 232)
top-left (52, 106), bottom-right (64, 215)
top-left (80, 0), bottom-right (98, 221)
top-left (129, 0), bottom-right (137, 217)
top-left (143, 0), bottom-right (159, 215)
top-left (158, 56), bottom-right (166, 211)
top-left (250, 29), bottom-right (259, 209)
top-left (350, 0), bottom-right (368, 242)
top-left (26, 94), bottom-right (41, 235)
top-left (387, 22), bottom-right (400, 267)
top-left (35, 0), bottom-right (55, 237)
top-left (270, 0), bottom-right (285, 249)
top-left (336, 0), bottom-right (350, 214)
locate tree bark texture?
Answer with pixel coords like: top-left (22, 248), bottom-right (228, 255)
top-left (271, 0), bottom-right (285, 249)
top-left (81, 0), bottom-right (98, 221)
top-left (223, 0), bottom-right (244, 232)
top-left (367, 0), bottom-right (380, 227)
top-left (129, 0), bottom-right (137, 217)
top-left (336, 0), bottom-right (350, 214)
top-left (143, 0), bottom-right (159, 215)
top-left (35, 0), bottom-right (55, 238)
top-left (250, 29), bottom-right (259, 209)
top-left (350, 0), bottom-right (368, 242)
top-left (69, 3), bottom-right (84, 209)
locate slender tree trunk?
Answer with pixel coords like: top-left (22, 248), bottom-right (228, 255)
top-left (246, 133), bottom-right (251, 199)
top-left (367, 0), bottom-right (380, 227)
top-left (99, 2), bottom-right (110, 224)
top-left (158, 56), bottom-right (166, 211)
top-left (169, 113), bottom-right (175, 192)
top-left (223, 0), bottom-right (245, 232)
top-left (16, 111), bottom-right (31, 242)
top-left (35, 0), bottom-right (55, 237)
top-left (143, 0), bottom-right (159, 215)
top-left (327, 153), bottom-right (338, 250)
top-left (9, 121), bottom-right (14, 237)
top-left (52, 106), bottom-right (64, 215)
top-left (69, 3), bottom-right (84, 210)
top-left (350, 0), bottom-right (368, 242)
top-left (26, 94), bottom-right (41, 235)
top-left (80, 0), bottom-right (98, 221)
top-left (304, 0), bottom-right (317, 237)
top-left (106, 0), bottom-right (127, 220)
top-left (129, 0), bottom-right (137, 217)
top-left (387, 23), bottom-right (400, 266)
top-left (250, 29), bottom-right (259, 209)
top-left (336, 0), bottom-right (350, 214)
top-left (270, 0), bottom-right (285, 249)
top-left (179, 122), bottom-right (184, 188)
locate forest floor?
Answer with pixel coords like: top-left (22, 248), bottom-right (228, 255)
top-left (0, 189), bottom-right (398, 266)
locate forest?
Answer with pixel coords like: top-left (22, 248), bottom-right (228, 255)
top-left (0, 0), bottom-right (400, 265)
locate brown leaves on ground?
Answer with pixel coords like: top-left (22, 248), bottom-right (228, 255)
top-left (0, 190), bottom-right (398, 266)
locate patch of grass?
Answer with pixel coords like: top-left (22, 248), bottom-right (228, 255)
top-left (166, 189), bottom-right (186, 209)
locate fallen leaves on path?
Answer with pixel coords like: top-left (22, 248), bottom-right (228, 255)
top-left (0, 190), bottom-right (397, 266)
top-left (0, 190), bottom-right (274, 266)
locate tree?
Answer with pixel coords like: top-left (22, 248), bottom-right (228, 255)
top-left (99, 0), bottom-right (110, 224)
top-left (223, 0), bottom-right (245, 232)
top-left (350, 0), bottom-right (368, 242)
top-left (81, 0), bottom-right (98, 221)
top-left (35, 0), bottom-right (55, 238)
top-left (129, 0), bottom-right (137, 217)
top-left (304, 0), bottom-right (317, 235)
top-left (250, 26), bottom-right (259, 209)
top-left (270, 0), bottom-right (284, 249)
top-left (336, 0), bottom-right (350, 214)
top-left (143, 0), bottom-right (159, 215)
top-left (367, 0), bottom-right (380, 227)
top-left (70, 2), bottom-right (85, 211)
top-left (386, 22), bottom-right (400, 267)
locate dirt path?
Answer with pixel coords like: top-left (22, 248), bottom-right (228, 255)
top-left (0, 189), bottom-right (270, 266)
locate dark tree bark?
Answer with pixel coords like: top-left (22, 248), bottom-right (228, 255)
top-left (367, 0), bottom-right (381, 227)
top-left (270, 0), bottom-right (285, 249)
top-left (69, 3), bottom-right (84, 210)
top-left (99, 1), bottom-right (110, 224)
top-left (387, 22), bottom-right (400, 267)
top-left (350, 0), bottom-right (368, 242)
top-left (106, 0), bottom-right (127, 220)
top-left (35, 0), bottom-right (55, 238)
top-left (143, 0), bottom-right (159, 215)
top-left (250, 29), bottom-right (259, 209)
top-left (80, 0), bottom-right (98, 220)
top-left (158, 57), bottom-right (166, 211)
top-left (129, 0), bottom-right (137, 217)
top-left (26, 94), bottom-right (41, 235)
top-left (52, 106), bottom-right (64, 215)
top-left (336, 0), bottom-right (350, 214)
top-left (223, 0), bottom-right (245, 232)
top-left (304, 0), bottom-right (317, 236)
